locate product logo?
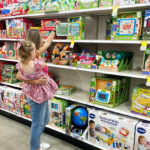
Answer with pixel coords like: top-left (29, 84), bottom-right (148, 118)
top-left (89, 113), bottom-right (95, 119)
top-left (137, 127), bottom-right (146, 134)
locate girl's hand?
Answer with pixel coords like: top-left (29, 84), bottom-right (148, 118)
top-left (54, 20), bottom-right (61, 28)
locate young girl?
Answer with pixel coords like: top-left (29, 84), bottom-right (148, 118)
top-left (17, 40), bottom-right (58, 150)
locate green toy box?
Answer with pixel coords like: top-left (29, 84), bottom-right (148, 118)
top-left (75, 0), bottom-right (99, 10)
top-left (55, 85), bottom-right (75, 96)
top-left (131, 85), bottom-right (150, 117)
top-left (59, 0), bottom-right (76, 11)
top-left (91, 50), bottom-right (133, 72)
top-left (111, 11), bottom-right (143, 40)
top-left (2, 64), bottom-right (18, 83)
top-left (99, 0), bottom-right (113, 7)
top-left (68, 16), bottom-right (85, 40)
top-left (49, 98), bottom-right (69, 130)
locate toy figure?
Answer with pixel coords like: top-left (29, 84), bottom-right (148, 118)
top-left (89, 120), bottom-right (96, 137)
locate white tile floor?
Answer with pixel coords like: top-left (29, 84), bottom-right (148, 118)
top-left (0, 115), bottom-right (82, 150)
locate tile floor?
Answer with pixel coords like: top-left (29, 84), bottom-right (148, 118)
top-left (0, 115), bottom-right (82, 150)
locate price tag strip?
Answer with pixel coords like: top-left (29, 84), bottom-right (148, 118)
top-left (112, 6), bottom-right (119, 17)
top-left (140, 41), bottom-right (148, 51)
top-left (70, 40), bottom-right (75, 48)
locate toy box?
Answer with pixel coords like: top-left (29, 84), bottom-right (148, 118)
top-left (92, 51), bottom-right (133, 72)
top-left (40, 30), bottom-right (51, 39)
top-left (136, 0), bottom-right (150, 3)
top-left (89, 76), bottom-right (130, 108)
top-left (55, 85), bottom-right (75, 96)
top-left (56, 23), bottom-right (69, 36)
top-left (135, 121), bottom-right (150, 150)
top-left (113, 0), bottom-right (135, 6)
top-left (106, 19), bottom-right (112, 40)
top-left (131, 85), bottom-right (150, 117)
top-left (65, 105), bottom-right (88, 139)
top-left (74, 0), bottom-right (99, 10)
top-left (111, 11), bottom-right (142, 40)
top-left (0, 44), bottom-right (7, 58)
top-left (99, 0), bottom-right (113, 7)
top-left (142, 48), bottom-right (150, 75)
top-left (88, 109), bottom-right (139, 150)
top-left (49, 98), bottom-right (69, 130)
top-left (41, 19), bottom-right (57, 30)
top-left (142, 10), bottom-right (150, 40)
top-left (2, 64), bottom-right (18, 83)
top-left (0, 86), bottom-right (6, 109)
top-left (68, 16), bottom-right (85, 40)
top-left (44, 0), bottom-right (60, 12)
top-left (6, 18), bottom-right (29, 39)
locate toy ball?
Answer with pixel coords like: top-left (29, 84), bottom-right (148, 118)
top-left (72, 107), bottom-right (88, 128)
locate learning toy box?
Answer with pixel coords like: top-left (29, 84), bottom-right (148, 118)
top-left (56, 23), bottom-right (69, 36)
top-left (68, 16), bottom-right (85, 40)
top-left (142, 48), bottom-right (150, 75)
top-left (99, 0), bottom-right (113, 7)
top-left (92, 51), bottom-right (133, 72)
top-left (89, 76), bottom-right (130, 108)
top-left (6, 18), bottom-right (29, 39)
top-left (41, 19), bottom-right (57, 30)
top-left (88, 109), bottom-right (139, 150)
top-left (55, 85), bottom-right (75, 96)
top-left (131, 85), bottom-right (150, 117)
top-left (0, 86), bottom-right (6, 110)
top-left (49, 98), bottom-right (69, 130)
top-left (111, 11), bottom-right (143, 40)
top-left (44, 0), bottom-right (60, 12)
top-left (134, 121), bottom-right (150, 150)
top-left (113, 0), bottom-right (135, 6)
top-left (142, 10), bottom-right (150, 40)
top-left (136, 0), bottom-right (150, 3)
top-left (75, 0), bottom-right (99, 10)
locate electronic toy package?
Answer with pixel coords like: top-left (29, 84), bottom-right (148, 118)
top-left (113, 0), bottom-right (135, 6)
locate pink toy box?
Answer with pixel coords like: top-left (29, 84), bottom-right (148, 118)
top-left (41, 19), bottom-right (57, 31)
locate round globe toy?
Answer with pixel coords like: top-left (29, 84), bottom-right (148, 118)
top-left (72, 107), bottom-right (88, 128)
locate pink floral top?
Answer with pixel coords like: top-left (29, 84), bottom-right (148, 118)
top-left (16, 59), bottom-right (58, 104)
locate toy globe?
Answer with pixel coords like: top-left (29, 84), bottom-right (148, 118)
top-left (72, 107), bottom-right (88, 128)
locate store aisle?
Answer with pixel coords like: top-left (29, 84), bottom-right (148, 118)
top-left (0, 115), bottom-right (82, 150)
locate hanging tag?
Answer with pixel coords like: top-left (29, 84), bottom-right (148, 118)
top-left (70, 40), bottom-right (75, 48)
top-left (112, 6), bottom-right (119, 17)
top-left (140, 41), bottom-right (148, 51)
top-left (146, 76), bottom-right (150, 86)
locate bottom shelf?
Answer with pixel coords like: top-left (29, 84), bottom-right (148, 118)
top-left (0, 108), bottom-right (103, 150)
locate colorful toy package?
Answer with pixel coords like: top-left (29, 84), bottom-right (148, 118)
top-left (41, 19), bottom-right (57, 30)
top-left (74, 0), bottom-right (99, 10)
top-left (44, 0), bottom-right (60, 12)
top-left (6, 18), bottom-right (30, 39)
top-left (111, 11), bottom-right (142, 40)
top-left (131, 85), bottom-right (150, 117)
top-left (55, 85), bottom-right (75, 96)
top-left (89, 76), bottom-right (130, 108)
top-left (0, 86), bottom-right (6, 109)
top-left (136, 0), bottom-right (150, 3)
top-left (56, 23), bottom-right (69, 36)
top-left (142, 10), bottom-right (150, 40)
top-left (99, 0), bottom-right (113, 7)
top-left (88, 109), bottom-right (139, 150)
top-left (113, 0), bottom-right (135, 6)
top-left (49, 98), bottom-right (69, 130)
top-left (92, 51), bottom-right (133, 72)
top-left (68, 16), bottom-right (85, 40)
top-left (135, 121), bottom-right (150, 150)
top-left (2, 64), bottom-right (18, 83)
top-left (142, 48), bottom-right (150, 75)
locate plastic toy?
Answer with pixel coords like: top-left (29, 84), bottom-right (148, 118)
top-left (56, 23), bottom-right (69, 36)
top-left (49, 98), bottom-right (69, 130)
top-left (99, 0), bottom-right (113, 7)
top-left (51, 43), bottom-right (71, 65)
top-left (88, 109), bottom-right (139, 150)
top-left (131, 85), bottom-right (150, 117)
top-left (135, 121), bottom-right (150, 150)
top-left (92, 51), bottom-right (133, 72)
top-left (65, 105), bottom-right (88, 139)
top-left (74, 0), bottom-right (99, 10)
top-left (6, 18), bottom-right (30, 39)
top-left (68, 16), bottom-right (85, 40)
top-left (55, 85), bottom-right (75, 96)
top-left (41, 19), bottom-right (57, 30)
top-left (142, 10), bottom-right (150, 40)
top-left (89, 76), bottom-right (130, 108)
top-left (1, 64), bottom-right (18, 83)
top-left (142, 48), bottom-right (150, 75)
top-left (111, 11), bottom-right (142, 40)
top-left (113, 0), bottom-right (135, 6)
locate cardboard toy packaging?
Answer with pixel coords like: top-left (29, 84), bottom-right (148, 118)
top-left (134, 121), bottom-right (150, 150)
top-left (88, 109), bottom-right (139, 150)
top-left (113, 0), bottom-right (135, 6)
top-left (99, 0), bottom-right (113, 7)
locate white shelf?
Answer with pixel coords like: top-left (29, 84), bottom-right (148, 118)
top-left (0, 58), bottom-right (19, 62)
top-left (0, 3), bottom-right (150, 20)
top-left (1, 38), bottom-right (150, 45)
top-left (0, 82), bottom-right (21, 88)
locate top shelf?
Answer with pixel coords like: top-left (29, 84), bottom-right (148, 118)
top-left (0, 3), bottom-right (150, 20)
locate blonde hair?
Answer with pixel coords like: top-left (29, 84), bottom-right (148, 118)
top-left (138, 135), bottom-right (146, 144)
top-left (18, 40), bottom-right (35, 64)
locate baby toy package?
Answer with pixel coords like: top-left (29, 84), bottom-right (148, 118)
top-left (134, 121), bottom-right (150, 150)
top-left (88, 109), bottom-right (139, 150)
top-left (113, 0), bottom-right (135, 6)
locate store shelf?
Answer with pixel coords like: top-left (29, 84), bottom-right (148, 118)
top-left (0, 3), bottom-right (150, 20)
top-left (0, 82), bottom-right (21, 88)
top-left (0, 58), bottom-right (19, 62)
top-left (0, 38), bottom-right (23, 42)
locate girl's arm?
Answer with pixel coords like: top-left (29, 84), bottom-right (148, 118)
top-left (39, 21), bottom-right (60, 55)
top-left (16, 71), bottom-right (46, 85)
